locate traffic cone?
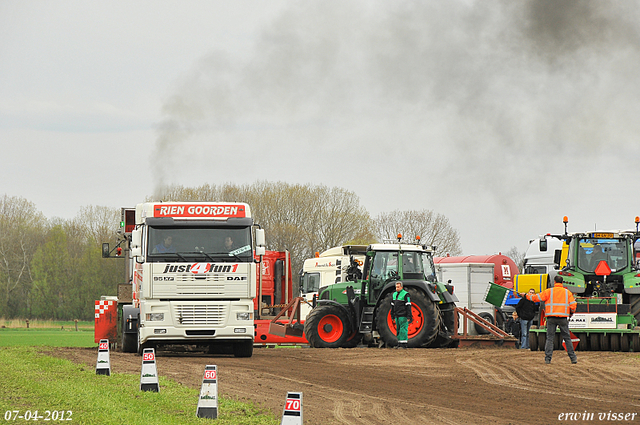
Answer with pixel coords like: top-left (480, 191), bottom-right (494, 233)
top-left (140, 348), bottom-right (159, 392)
top-left (280, 392), bottom-right (303, 425)
top-left (196, 365), bottom-right (218, 419)
top-left (95, 339), bottom-right (111, 376)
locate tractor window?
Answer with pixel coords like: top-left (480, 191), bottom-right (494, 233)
top-left (577, 238), bottom-right (628, 273)
top-left (368, 251), bottom-right (399, 301)
top-left (402, 251), bottom-right (426, 280)
top-left (419, 252), bottom-right (437, 282)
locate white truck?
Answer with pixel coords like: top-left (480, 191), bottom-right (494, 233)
top-left (436, 262), bottom-right (495, 335)
top-left (116, 202), bottom-right (265, 357)
top-left (299, 245), bottom-right (367, 318)
top-left (521, 237), bottom-right (564, 275)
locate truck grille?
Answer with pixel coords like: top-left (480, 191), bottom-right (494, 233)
top-left (174, 304), bottom-right (227, 326)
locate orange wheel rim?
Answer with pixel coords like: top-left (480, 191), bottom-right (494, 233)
top-left (387, 305), bottom-right (424, 338)
top-left (317, 314), bottom-right (344, 343)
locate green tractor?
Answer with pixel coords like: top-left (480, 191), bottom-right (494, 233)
top-left (303, 239), bottom-right (458, 348)
top-left (528, 216), bottom-right (640, 351)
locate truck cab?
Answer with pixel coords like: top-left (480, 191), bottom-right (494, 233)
top-left (124, 202), bottom-right (265, 357)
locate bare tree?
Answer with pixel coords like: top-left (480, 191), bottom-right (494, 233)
top-left (0, 195), bottom-right (47, 317)
top-left (504, 246), bottom-right (525, 271)
top-left (373, 209), bottom-right (462, 255)
top-left (152, 181), bottom-right (375, 277)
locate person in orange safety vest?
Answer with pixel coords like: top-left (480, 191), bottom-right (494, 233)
top-left (526, 275), bottom-right (578, 364)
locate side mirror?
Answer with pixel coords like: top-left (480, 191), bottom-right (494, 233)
top-left (255, 228), bottom-right (265, 247)
top-left (539, 238), bottom-right (548, 252)
top-left (102, 243), bottom-right (110, 258)
top-left (131, 228), bottom-right (142, 258)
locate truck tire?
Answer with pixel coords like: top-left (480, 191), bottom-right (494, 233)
top-left (474, 312), bottom-right (495, 335)
top-left (578, 333), bottom-right (588, 351)
top-left (538, 332), bottom-right (546, 351)
top-left (589, 333), bottom-right (600, 351)
top-left (122, 331), bottom-right (137, 353)
top-left (304, 304), bottom-right (350, 348)
top-left (610, 333), bottom-right (620, 352)
top-left (599, 333), bottom-right (610, 351)
top-left (375, 288), bottom-right (439, 348)
top-left (529, 330), bottom-right (538, 351)
top-left (621, 333), bottom-right (630, 352)
top-left (233, 340), bottom-right (253, 358)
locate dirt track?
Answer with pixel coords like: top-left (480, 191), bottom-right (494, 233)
top-left (49, 346), bottom-right (640, 424)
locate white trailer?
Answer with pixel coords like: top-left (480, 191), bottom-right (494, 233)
top-left (436, 262), bottom-right (495, 335)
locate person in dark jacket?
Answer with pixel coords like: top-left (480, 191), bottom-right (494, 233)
top-left (505, 311), bottom-right (521, 348)
top-left (391, 281), bottom-right (412, 349)
top-left (516, 288), bottom-right (538, 349)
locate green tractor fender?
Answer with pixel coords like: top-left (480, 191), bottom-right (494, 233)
top-left (559, 271), bottom-right (587, 294)
top-left (623, 273), bottom-right (640, 294)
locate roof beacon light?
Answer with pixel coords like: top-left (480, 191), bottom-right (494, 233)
top-left (397, 233), bottom-right (402, 242)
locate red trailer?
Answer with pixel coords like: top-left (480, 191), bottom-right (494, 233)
top-left (254, 250), bottom-right (308, 345)
top-left (434, 254), bottom-right (519, 289)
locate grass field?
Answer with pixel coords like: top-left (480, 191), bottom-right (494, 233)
top-left (0, 328), bottom-right (97, 347)
top-left (0, 318), bottom-right (94, 330)
top-left (0, 325), bottom-right (278, 424)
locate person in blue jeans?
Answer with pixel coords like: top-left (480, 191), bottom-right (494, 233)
top-left (516, 288), bottom-right (538, 349)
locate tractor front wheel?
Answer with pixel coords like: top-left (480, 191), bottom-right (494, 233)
top-left (376, 288), bottom-right (439, 348)
top-left (304, 304), bottom-right (351, 348)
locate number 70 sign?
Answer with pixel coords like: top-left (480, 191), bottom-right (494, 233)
top-left (285, 398), bottom-right (300, 411)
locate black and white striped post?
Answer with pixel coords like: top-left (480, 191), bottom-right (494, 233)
top-left (280, 392), bottom-right (303, 425)
top-left (196, 365), bottom-right (218, 419)
top-left (140, 348), bottom-right (159, 392)
top-left (95, 339), bottom-right (111, 376)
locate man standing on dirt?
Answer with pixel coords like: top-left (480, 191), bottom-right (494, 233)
top-left (516, 289), bottom-right (538, 349)
top-left (526, 276), bottom-right (577, 364)
top-left (391, 281), bottom-right (412, 349)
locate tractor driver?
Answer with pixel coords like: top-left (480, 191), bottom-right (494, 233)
top-left (391, 281), bottom-right (412, 349)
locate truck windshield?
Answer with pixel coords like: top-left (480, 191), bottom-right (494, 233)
top-left (576, 238), bottom-right (628, 273)
top-left (147, 226), bottom-right (252, 262)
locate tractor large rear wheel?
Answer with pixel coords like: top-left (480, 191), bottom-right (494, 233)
top-left (304, 304), bottom-right (351, 348)
top-left (375, 288), bottom-right (439, 348)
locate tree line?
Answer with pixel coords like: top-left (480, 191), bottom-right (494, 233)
top-left (0, 182), bottom-right (462, 320)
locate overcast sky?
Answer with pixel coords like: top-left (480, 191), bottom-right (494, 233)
top-left (2, 1), bottom-right (640, 256)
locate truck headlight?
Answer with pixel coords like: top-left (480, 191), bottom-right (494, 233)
top-left (236, 312), bottom-right (253, 321)
top-left (146, 313), bottom-right (164, 321)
